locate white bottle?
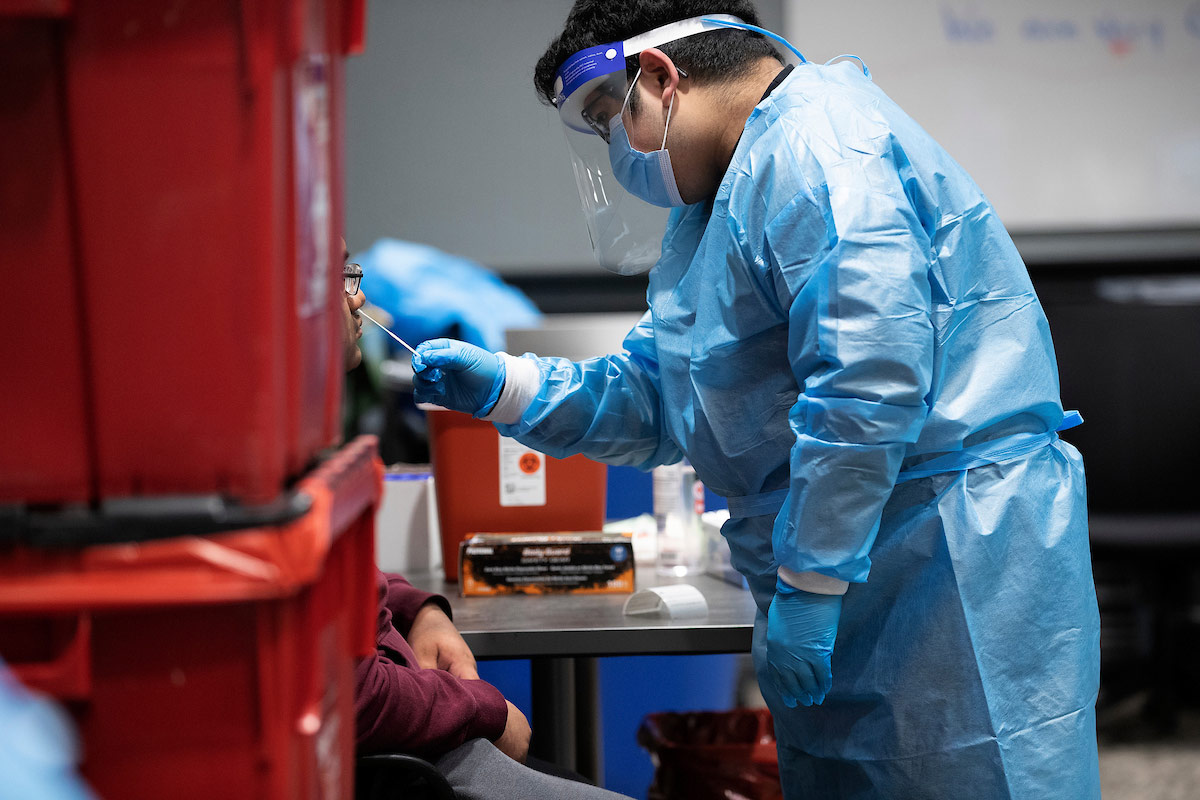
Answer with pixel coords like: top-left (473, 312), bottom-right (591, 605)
top-left (653, 461), bottom-right (704, 577)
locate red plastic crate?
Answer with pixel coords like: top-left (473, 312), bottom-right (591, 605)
top-left (0, 0), bottom-right (364, 505)
top-left (0, 436), bottom-right (382, 800)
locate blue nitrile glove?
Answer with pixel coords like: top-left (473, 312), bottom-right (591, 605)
top-left (766, 578), bottom-right (843, 708)
top-left (412, 338), bottom-right (506, 418)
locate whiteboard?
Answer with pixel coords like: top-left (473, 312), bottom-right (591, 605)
top-left (783, 1), bottom-right (1200, 234)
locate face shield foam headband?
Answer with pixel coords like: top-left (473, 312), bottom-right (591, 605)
top-left (550, 15), bottom-right (807, 275)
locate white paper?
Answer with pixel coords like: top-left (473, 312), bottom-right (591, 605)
top-left (622, 584), bottom-right (709, 619)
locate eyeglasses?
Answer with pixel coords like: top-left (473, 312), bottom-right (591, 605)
top-left (581, 102), bottom-right (620, 144)
top-left (343, 263), bottom-right (363, 296)
top-left (580, 66), bottom-right (687, 144)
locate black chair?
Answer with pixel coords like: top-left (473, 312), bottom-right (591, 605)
top-left (356, 753), bottom-right (456, 800)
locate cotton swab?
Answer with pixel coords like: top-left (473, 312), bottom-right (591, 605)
top-left (358, 309), bottom-right (418, 356)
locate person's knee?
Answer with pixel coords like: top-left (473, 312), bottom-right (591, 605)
top-left (436, 738), bottom-right (533, 791)
top-left (435, 738), bottom-right (505, 775)
top-left (436, 738), bottom-right (635, 800)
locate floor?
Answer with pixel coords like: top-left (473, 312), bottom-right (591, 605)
top-left (1097, 696), bottom-right (1200, 800)
top-left (1099, 742), bottom-right (1200, 800)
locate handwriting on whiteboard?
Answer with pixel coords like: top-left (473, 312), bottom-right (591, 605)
top-left (940, 3), bottom-right (1200, 55)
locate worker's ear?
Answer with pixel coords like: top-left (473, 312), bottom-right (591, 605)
top-left (637, 48), bottom-right (685, 108)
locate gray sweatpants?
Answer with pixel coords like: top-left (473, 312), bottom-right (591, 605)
top-left (435, 739), bottom-right (634, 800)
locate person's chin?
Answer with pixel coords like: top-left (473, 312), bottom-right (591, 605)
top-left (345, 347), bottom-right (363, 372)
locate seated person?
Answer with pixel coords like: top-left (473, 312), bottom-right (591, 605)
top-left (338, 245), bottom-right (632, 800)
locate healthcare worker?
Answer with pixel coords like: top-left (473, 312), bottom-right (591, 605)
top-left (413, 3), bottom-right (1101, 797)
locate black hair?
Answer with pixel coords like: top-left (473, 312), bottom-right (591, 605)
top-left (533, 1), bottom-right (781, 108)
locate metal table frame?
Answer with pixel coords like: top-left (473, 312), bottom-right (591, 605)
top-left (410, 569), bottom-right (757, 784)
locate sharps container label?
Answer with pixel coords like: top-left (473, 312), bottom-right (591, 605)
top-left (499, 435), bottom-right (546, 507)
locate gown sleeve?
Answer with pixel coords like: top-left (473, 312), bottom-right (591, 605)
top-left (494, 310), bottom-right (683, 471)
top-left (762, 120), bottom-right (934, 589)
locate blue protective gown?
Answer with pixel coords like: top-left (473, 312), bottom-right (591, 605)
top-left (499, 63), bottom-right (1101, 799)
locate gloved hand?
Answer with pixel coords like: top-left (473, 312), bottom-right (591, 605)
top-left (412, 338), bottom-right (506, 418)
top-left (766, 579), bottom-right (843, 708)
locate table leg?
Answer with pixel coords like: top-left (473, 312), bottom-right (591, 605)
top-left (530, 656), bottom-right (576, 769)
top-left (574, 656), bottom-right (603, 785)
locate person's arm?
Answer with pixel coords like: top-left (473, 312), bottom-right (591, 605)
top-left (353, 645), bottom-right (508, 758)
top-left (754, 117), bottom-right (934, 705)
top-left (412, 312), bottom-right (682, 470)
top-left (491, 310), bottom-right (682, 470)
top-left (760, 119), bottom-right (934, 593)
top-left (381, 572), bottom-right (450, 636)
top-left (382, 573), bottom-right (477, 679)
top-left (360, 573), bottom-right (529, 761)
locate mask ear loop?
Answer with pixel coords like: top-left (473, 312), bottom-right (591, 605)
top-left (621, 64), bottom-right (689, 150)
top-left (660, 66), bottom-right (686, 150)
top-left (661, 93), bottom-right (674, 150)
top-left (619, 68), bottom-right (642, 131)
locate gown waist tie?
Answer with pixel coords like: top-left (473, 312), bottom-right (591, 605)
top-left (722, 411), bottom-right (1083, 519)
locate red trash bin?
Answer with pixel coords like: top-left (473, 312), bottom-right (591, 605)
top-left (639, 708), bottom-right (783, 800)
top-left (427, 410), bottom-right (608, 581)
top-left (0, 436), bottom-right (382, 800)
top-left (0, 0), bottom-right (366, 507)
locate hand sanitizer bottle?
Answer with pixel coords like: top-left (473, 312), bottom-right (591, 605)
top-left (653, 460), bottom-right (704, 577)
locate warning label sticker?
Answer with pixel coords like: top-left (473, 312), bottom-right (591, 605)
top-left (499, 436), bottom-right (546, 507)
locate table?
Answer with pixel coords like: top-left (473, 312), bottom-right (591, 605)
top-left (409, 568), bottom-right (757, 783)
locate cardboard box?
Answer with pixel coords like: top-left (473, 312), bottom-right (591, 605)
top-left (459, 532), bottom-right (635, 596)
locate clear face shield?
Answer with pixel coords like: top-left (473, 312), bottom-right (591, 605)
top-left (551, 15), bottom-right (806, 275)
top-left (554, 42), bottom-right (669, 276)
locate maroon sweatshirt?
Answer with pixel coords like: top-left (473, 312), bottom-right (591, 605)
top-left (354, 570), bottom-right (508, 757)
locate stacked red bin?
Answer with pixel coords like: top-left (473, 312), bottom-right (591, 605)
top-left (0, 0), bottom-right (366, 505)
top-left (0, 2), bottom-right (376, 797)
top-left (0, 436), bottom-right (382, 799)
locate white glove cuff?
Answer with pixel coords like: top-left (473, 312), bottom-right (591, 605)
top-left (482, 353), bottom-right (541, 425)
top-left (778, 566), bottom-right (849, 596)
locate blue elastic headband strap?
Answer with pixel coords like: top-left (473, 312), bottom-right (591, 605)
top-left (701, 17), bottom-right (807, 63)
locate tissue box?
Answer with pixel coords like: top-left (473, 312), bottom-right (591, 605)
top-left (375, 468), bottom-right (441, 575)
top-left (459, 532), bottom-right (635, 596)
